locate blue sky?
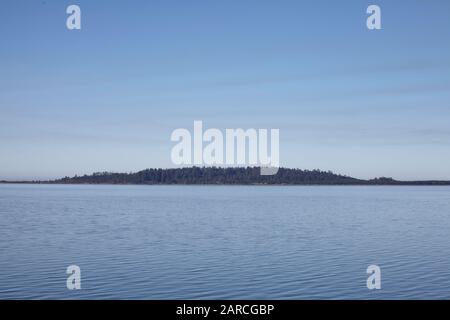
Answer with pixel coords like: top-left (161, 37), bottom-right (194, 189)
top-left (1, 0), bottom-right (450, 180)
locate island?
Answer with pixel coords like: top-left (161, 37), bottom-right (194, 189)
top-left (1, 167), bottom-right (450, 186)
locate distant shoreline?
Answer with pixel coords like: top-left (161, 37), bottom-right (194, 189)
top-left (2, 182), bottom-right (450, 187)
top-left (2, 167), bottom-right (450, 186)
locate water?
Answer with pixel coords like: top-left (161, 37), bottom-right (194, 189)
top-left (0, 184), bottom-right (449, 300)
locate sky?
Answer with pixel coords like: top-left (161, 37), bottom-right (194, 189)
top-left (1, 0), bottom-right (450, 180)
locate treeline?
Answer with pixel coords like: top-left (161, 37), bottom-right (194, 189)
top-left (52, 167), bottom-right (362, 185)
top-left (47, 167), bottom-right (421, 185)
top-left (3, 167), bottom-right (450, 185)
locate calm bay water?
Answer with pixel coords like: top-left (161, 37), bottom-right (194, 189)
top-left (0, 184), bottom-right (449, 299)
